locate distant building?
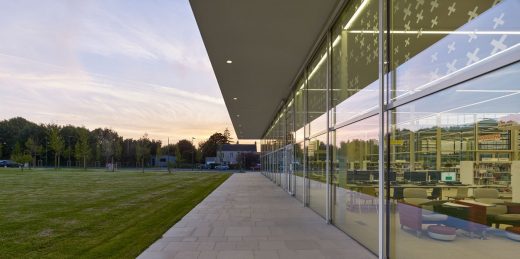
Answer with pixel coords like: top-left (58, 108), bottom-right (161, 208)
top-left (152, 155), bottom-right (176, 168)
top-left (205, 156), bottom-right (217, 165)
top-left (217, 144), bottom-right (257, 165)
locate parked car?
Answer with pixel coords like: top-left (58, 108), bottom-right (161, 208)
top-left (0, 160), bottom-right (21, 168)
top-left (250, 163), bottom-right (261, 171)
top-left (215, 164), bottom-right (229, 170)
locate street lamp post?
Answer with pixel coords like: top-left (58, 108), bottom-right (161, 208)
top-left (191, 137), bottom-right (196, 171)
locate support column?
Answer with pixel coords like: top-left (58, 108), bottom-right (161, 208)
top-left (377, 0), bottom-right (386, 257)
top-left (325, 31), bottom-right (332, 224)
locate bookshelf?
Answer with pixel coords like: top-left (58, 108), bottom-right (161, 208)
top-left (460, 160), bottom-right (512, 185)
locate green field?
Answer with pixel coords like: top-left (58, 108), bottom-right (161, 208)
top-left (0, 169), bottom-right (230, 258)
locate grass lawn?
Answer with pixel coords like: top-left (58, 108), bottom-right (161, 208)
top-left (0, 168), bottom-right (230, 258)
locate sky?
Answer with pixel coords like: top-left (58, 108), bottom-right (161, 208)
top-left (0, 0), bottom-right (241, 145)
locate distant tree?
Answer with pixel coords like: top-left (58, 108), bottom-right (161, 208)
top-left (149, 140), bottom-right (162, 157)
top-left (223, 128), bottom-right (233, 143)
top-left (74, 128), bottom-right (91, 170)
top-left (155, 145), bottom-right (163, 170)
top-left (122, 139), bottom-right (137, 167)
top-left (48, 126), bottom-right (64, 170)
top-left (0, 142), bottom-right (3, 159)
top-left (114, 138), bottom-right (123, 169)
top-left (0, 117), bottom-right (43, 159)
top-left (92, 128), bottom-right (120, 170)
top-left (11, 143), bottom-right (31, 172)
top-left (61, 125), bottom-right (80, 167)
top-left (136, 134), bottom-right (151, 173)
top-left (174, 146), bottom-right (183, 166)
top-left (176, 139), bottom-right (196, 166)
top-left (160, 144), bottom-right (176, 157)
top-left (155, 145), bottom-right (162, 157)
top-left (199, 131), bottom-right (232, 161)
top-left (25, 137), bottom-right (42, 168)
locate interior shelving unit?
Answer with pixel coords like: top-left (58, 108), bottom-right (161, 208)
top-left (460, 160), bottom-right (512, 185)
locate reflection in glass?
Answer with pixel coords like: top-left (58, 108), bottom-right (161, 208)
top-left (389, 62), bottom-right (520, 258)
top-left (308, 134), bottom-right (328, 217)
top-left (260, 1), bottom-right (520, 257)
top-left (332, 116), bottom-right (379, 254)
top-left (295, 142), bottom-right (304, 202)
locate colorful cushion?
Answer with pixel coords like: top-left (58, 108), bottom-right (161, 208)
top-left (428, 225), bottom-right (456, 235)
top-left (506, 227), bottom-right (520, 241)
top-left (506, 226), bottom-right (520, 235)
top-left (427, 225), bottom-right (456, 241)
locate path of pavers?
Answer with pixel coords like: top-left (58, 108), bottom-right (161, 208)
top-left (138, 172), bottom-right (375, 259)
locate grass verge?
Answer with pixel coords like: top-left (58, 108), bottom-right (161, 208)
top-left (0, 169), bottom-right (230, 258)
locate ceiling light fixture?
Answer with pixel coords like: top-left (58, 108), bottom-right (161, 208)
top-left (226, 60), bottom-right (233, 64)
top-left (233, 97), bottom-right (238, 100)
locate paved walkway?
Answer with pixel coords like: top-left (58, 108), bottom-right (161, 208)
top-left (138, 172), bottom-right (375, 259)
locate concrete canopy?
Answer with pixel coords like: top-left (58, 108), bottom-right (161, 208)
top-left (190, 0), bottom-right (342, 139)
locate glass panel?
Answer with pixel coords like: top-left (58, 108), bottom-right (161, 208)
top-left (307, 41), bottom-right (329, 136)
top-left (285, 144), bottom-right (294, 193)
top-left (390, 0), bottom-right (520, 100)
top-left (307, 133), bottom-right (328, 217)
top-left (295, 76), bottom-right (306, 142)
top-left (331, 0), bottom-right (380, 125)
top-left (389, 62), bottom-right (520, 258)
top-left (281, 149), bottom-right (287, 190)
top-left (277, 149), bottom-right (283, 185)
top-left (286, 99), bottom-right (295, 145)
top-left (295, 142), bottom-right (305, 202)
top-left (332, 116), bottom-right (379, 254)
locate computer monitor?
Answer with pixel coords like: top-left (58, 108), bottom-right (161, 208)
top-left (441, 172), bottom-right (457, 182)
top-left (404, 171), bottom-right (427, 182)
top-left (387, 170), bottom-right (396, 182)
top-left (348, 170), bottom-right (378, 182)
top-left (428, 171), bottom-right (441, 181)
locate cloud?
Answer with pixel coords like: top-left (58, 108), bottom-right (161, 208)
top-left (0, 0), bottom-right (236, 143)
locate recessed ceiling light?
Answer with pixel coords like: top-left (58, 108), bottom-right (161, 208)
top-left (226, 60), bottom-right (233, 64)
top-left (236, 114), bottom-right (240, 117)
top-left (233, 97), bottom-right (238, 100)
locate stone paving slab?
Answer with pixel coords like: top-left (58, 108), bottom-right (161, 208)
top-left (138, 172), bottom-right (375, 259)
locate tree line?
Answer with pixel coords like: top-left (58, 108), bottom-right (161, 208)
top-left (0, 117), bottom-right (233, 170)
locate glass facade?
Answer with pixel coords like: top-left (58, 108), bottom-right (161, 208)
top-left (261, 0), bottom-right (520, 258)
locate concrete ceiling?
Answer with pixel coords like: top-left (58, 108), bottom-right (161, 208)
top-left (190, 0), bottom-right (342, 139)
